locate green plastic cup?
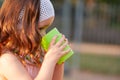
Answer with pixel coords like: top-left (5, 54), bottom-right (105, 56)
top-left (41, 28), bottom-right (74, 64)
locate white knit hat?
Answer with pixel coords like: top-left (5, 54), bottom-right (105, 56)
top-left (18, 0), bottom-right (55, 22)
top-left (39, 0), bottom-right (55, 22)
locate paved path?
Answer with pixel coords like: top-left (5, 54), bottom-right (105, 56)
top-left (64, 70), bottom-right (120, 80)
top-left (71, 42), bottom-right (120, 56)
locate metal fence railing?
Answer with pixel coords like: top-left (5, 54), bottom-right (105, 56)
top-left (52, 0), bottom-right (120, 45)
top-left (83, 2), bottom-right (120, 44)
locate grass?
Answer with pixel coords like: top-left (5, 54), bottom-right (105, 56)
top-left (78, 53), bottom-right (120, 75)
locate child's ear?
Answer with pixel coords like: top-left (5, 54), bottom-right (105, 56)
top-left (38, 16), bottom-right (54, 29)
top-left (48, 16), bottom-right (55, 26)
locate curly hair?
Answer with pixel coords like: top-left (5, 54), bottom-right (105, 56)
top-left (0, 0), bottom-right (42, 64)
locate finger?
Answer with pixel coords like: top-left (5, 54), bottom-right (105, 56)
top-left (50, 35), bottom-right (58, 46)
top-left (64, 38), bottom-right (68, 41)
top-left (56, 35), bottom-right (65, 47)
top-left (62, 48), bottom-right (71, 55)
top-left (60, 40), bottom-right (68, 50)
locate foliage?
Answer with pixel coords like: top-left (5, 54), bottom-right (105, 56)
top-left (80, 53), bottom-right (120, 75)
top-left (97, 0), bottom-right (120, 5)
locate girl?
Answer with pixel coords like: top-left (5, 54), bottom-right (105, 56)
top-left (0, 0), bottom-right (70, 80)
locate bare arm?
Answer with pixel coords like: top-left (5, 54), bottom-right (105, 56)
top-left (35, 63), bottom-right (64, 80)
top-left (52, 64), bottom-right (64, 80)
top-left (35, 35), bottom-right (70, 80)
top-left (35, 58), bottom-right (56, 80)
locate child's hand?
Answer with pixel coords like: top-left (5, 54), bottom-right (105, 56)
top-left (44, 35), bottom-right (71, 64)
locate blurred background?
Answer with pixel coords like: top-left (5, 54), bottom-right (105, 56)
top-left (50, 0), bottom-right (120, 80)
top-left (0, 0), bottom-right (120, 80)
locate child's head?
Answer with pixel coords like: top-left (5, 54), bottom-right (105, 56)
top-left (38, 0), bottom-right (55, 33)
top-left (40, 0), bottom-right (55, 23)
top-left (0, 0), bottom-right (55, 58)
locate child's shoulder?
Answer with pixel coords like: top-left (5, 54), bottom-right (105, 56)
top-left (0, 51), bottom-right (18, 67)
top-left (0, 51), bottom-right (16, 61)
